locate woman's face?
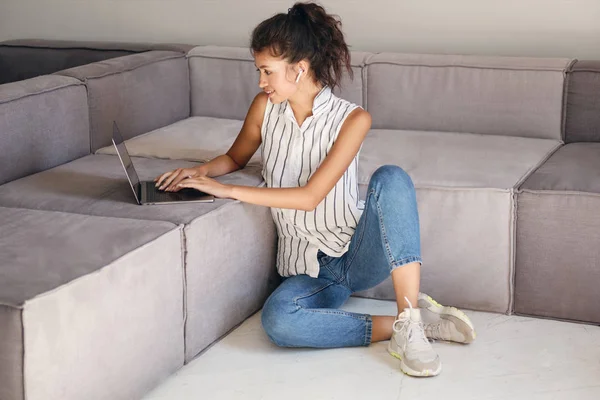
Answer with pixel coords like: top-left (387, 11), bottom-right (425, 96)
top-left (253, 50), bottom-right (304, 104)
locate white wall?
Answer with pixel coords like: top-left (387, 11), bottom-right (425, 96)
top-left (1, 0), bottom-right (600, 58)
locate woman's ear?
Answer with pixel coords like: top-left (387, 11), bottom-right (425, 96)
top-left (297, 61), bottom-right (309, 75)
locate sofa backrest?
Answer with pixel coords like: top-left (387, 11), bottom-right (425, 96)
top-left (0, 40), bottom-right (139, 85)
top-left (188, 46), bottom-right (368, 121)
top-left (0, 39), bottom-right (195, 85)
top-left (564, 60), bottom-right (600, 143)
top-left (56, 51), bottom-right (191, 152)
top-left (0, 75), bottom-right (90, 185)
top-left (365, 53), bottom-right (572, 140)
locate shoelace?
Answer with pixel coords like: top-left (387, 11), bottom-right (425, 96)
top-left (393, 318), bottom-right (432, 352)
top-left (424, 322), bottom-right (444, 340)
top-left (392, 297), bottom-right (433, 352)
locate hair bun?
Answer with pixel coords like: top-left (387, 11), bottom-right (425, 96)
top-left (251, 2), bottom-right (353, 90)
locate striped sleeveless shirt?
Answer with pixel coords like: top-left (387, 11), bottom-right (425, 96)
top-left (260, 86), bottom-right (365, 278)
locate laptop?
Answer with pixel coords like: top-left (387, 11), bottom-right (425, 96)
top-left (112, 122), bottom-right (215, 205)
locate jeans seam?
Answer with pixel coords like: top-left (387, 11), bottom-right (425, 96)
top-left (390, 256), bottom-right (423, 270)
top-left (302, 309), bottom-right (369, 318)
top-left (318, 251), bottom-right (344, 282)
top-left (375, 197), bottom-right (396, 267)
top-left (364, 314), bottom-right (373, 346)
top-left (319, 257), bottom-right (335, 269)
top-left (343, 189), bottom-right (374, 280)
top-left (292, 281), bottom-right (336, 309)
top-left (324, 263), bottom-right (343, 282)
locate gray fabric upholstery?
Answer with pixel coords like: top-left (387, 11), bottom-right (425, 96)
top-left (188, 46), bottom-right (368, 120)
top-left (333, 51), bottom-right (369, 107)
top-left (183, 200), bottom-right (279, 362)
top-left (0, 45), bottom-right (136, 85)
top-left (0, 154), bottom-right (263, 224)
top-left (0, 206), bottom-right (184, 400)
top-left (0, 305), bottom-right (23, 400)
top-left (520, 143), bottom-right (600, 193)
top-left (515, 192), bottom-right (600, 323)
top-left (0, 207), bottom-right (175, 306)
top-left (0, 75), bottom-right (90, 185)
top-left (355, 188), bottom-right (516, 313)
top-left (0, 155), bottom-right (278, 363)
top-left (188, 46), bottom-right (262, 120)
top-left (0, 39), bottom-right (194, 85)
top-left (0, 38), bottom-right (194, 53)
top-left (515, 143), bottom-right (600, 323)
top-left (56, 51), bottom-right (191, 152)
top-left (353, 130), bottom-right (561, 312)
top-left (365, 53), bottom-right (570, 140)
top-left (95, 116), bottom-right (260, 165)
top-left (358, 129), bottom-right (561, 189)
top-left (564, 60), bottom-right (600, 143)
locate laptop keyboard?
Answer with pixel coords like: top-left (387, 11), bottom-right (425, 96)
top-left (145, 183), bottom-right (180, 203)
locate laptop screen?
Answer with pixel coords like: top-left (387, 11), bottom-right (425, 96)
top-left (112, 122), bottom-right (141, 198)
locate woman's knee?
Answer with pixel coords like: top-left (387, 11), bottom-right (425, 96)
top-left (370, 165), bottom-right (415, 194)
top-left (261, 294), bottom-right (299, 347)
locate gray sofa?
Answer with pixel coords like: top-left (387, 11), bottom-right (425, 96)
top-left (0, 44), bottom-right (599, 399)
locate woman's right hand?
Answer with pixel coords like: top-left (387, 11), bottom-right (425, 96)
top-left (154, 167), bottom-right (205, 192)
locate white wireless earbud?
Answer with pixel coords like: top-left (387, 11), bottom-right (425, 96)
top-left (295, 68), bottom-right (303, 83)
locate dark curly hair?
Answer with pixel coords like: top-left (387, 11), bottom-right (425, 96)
top-left (250, 2), bottom-right (353, 90)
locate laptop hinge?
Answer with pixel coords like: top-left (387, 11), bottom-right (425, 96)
top-left (138, 183), bottom-right (145, 204)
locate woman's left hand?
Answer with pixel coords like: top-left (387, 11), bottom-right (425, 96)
top-left (174, 176), bottom-right (233, 199)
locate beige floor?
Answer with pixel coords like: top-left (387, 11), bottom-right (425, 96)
top-left (143, 298), bottom-right (600, 400)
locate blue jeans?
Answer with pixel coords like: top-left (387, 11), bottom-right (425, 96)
top-left (261, 165), bottom-right (422, 348)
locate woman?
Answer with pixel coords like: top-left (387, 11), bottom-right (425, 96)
top-left (155, 2), bottom-right (475, 377)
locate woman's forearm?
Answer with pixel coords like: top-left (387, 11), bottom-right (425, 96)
top-left (196, 154), bottom-right (241, 178)
top-left (229, 185), bottom-right (316, 211)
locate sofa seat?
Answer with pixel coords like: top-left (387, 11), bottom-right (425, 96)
top-left (354, 129), bottom-right (562, 313)
top-left (0, 207), bottom-right (183, 400)
top-left (0, 154), bottom-right (261, 223)
top-left (516, 143), bottom-right (600, 324)
top-left (95, 116), bottom-right (261, 165)
top-left (0, 154), bottom-right (278, 363)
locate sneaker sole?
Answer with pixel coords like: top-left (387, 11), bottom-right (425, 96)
top-left (418, 294), bottom-right (476, 343)
top-left (387, 346), bottom-right (442, 377)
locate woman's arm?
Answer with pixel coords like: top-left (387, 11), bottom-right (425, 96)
top-left (229, 108), bottom-right (372, 211)
top-left (162, 92), bottom-right (267, 190)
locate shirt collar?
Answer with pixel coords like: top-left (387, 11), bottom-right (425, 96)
top-left (278, 86), bottom-right (333, 117)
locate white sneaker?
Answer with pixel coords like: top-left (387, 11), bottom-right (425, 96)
top-left (418, 293), bottom-right (476, 344)
top-left (388, 298), bottom-right (442, 377)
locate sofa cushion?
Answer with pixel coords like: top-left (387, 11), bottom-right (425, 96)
top-left (188, 46), bottom-right (368, 120)
top-left (354, 130), bottom-right (562, 313)
top-left (0, 41), bottom-right (139, 85)
top-left (0, 75), bottom-right (89, 185)
top-left (0, 154), bottom-right (263, 224)
top-left (515, 143), bottom-right (600, 323)
top-left (182, 200), bottom-right (279, 362)
top-left (365, 53), bottom-right (571, 140)
top-left (56, 51), bottom-right (190, 152)
top-left (519, 143), bottom-right (600, 193)
top-left (95, 116), bottom-right (261, 165)
top-left (358, 129), bottom-right (561, 190)
top-left (565, 60), bottom-right (600, 143)
top-left (515, 191), bottom-right (600, 323)
top-left (0, 207), bottom-right (183, 400)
